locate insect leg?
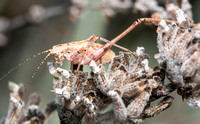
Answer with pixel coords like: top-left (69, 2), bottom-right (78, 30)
top-left (75, 18), bottom-right (197, 65)
top-left (81, 18), bottom-right (155, 64)
top-left (98, 37), bottom-right (133, 53)
top-left (110, 18), bottom-right (196, 46)
top-left (85, 35), bottom-right (99, 49)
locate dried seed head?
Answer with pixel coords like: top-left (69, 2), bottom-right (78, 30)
top-left (156, 9), bottom-right (200, 87)
top-left (49, 48), bottom-right (172, 123)
top-left (155, 8), bottom-right (200, 108)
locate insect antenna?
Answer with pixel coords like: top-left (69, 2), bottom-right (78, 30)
top-left (9, 52), bottom-right (51, 124)
top-left (0, 49), bottom-right (50, 81)
top-left (23, 52), bottom-right (51, 97)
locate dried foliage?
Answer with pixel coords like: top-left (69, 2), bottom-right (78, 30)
top-left (1, 82), bottom-right (56, 124)
top-left (151, 0), bottom-right (192, 21)
top-left (48, 48), bottom-right (174, 124)
top-left (155, 7), bottom-right (200, 108)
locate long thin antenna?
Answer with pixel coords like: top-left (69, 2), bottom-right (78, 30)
top-left (0, 49), bottom-right (50, 81)
top-left (23, 53), bottom-right (51, 96)
top-left (9, 53), bottom-right (51, 124)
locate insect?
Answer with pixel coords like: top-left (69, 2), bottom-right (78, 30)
top-left (1, 18), bottom-right (196, 91)
top-left (0, 17), bottom-right (197, 124)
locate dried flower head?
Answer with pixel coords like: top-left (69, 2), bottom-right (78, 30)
top-left (49, 47), bottom-right (173, 123)
top-left (155, 8), bottom-right (200, 108)
top-left (156, 9), bottom-right (200, 86)
top-left (151, 0), bottom-right (193, 25)
top-left (3, 82), bottom-right (56, 124)
top-left (91, 48), bottom-right (173, 123)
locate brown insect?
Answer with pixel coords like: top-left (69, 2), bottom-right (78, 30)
top-left (49, 35), bottom-right (116, 66)
top-left (47, 18), bottom-right (196, 67)
top-left (0, 17), bottom-right (197, 95)
top-left (0, 18), bottom-right (197, 124)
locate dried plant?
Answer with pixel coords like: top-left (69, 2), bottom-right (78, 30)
top-left (1, 82), bottom-right (56, 124)
top-left (151, 0), bottom-right (193, 21)
top-left (48, 47), bottom-right (174, 124)
top-left (155, 8), bottom-right (200, 108)
top-left (47, 3), bottom-right (200, 123)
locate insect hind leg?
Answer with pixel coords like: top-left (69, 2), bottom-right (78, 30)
top-left (87, 35), bottom-right (133, 53)
top-left (98, 37), bottom-right (133, 54)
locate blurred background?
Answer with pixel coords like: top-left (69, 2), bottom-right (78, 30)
top-left (0, 0), bottom-right (200, 124)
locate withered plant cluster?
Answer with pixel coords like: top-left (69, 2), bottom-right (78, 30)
top-left (1, 82), bottom-right (56, 124)
top-left (47, 48), bottom-right (174, 123)
top-left (2, 0), bottom-right (200, 124)
top-left (2, 49), bottom-right (175, 124)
